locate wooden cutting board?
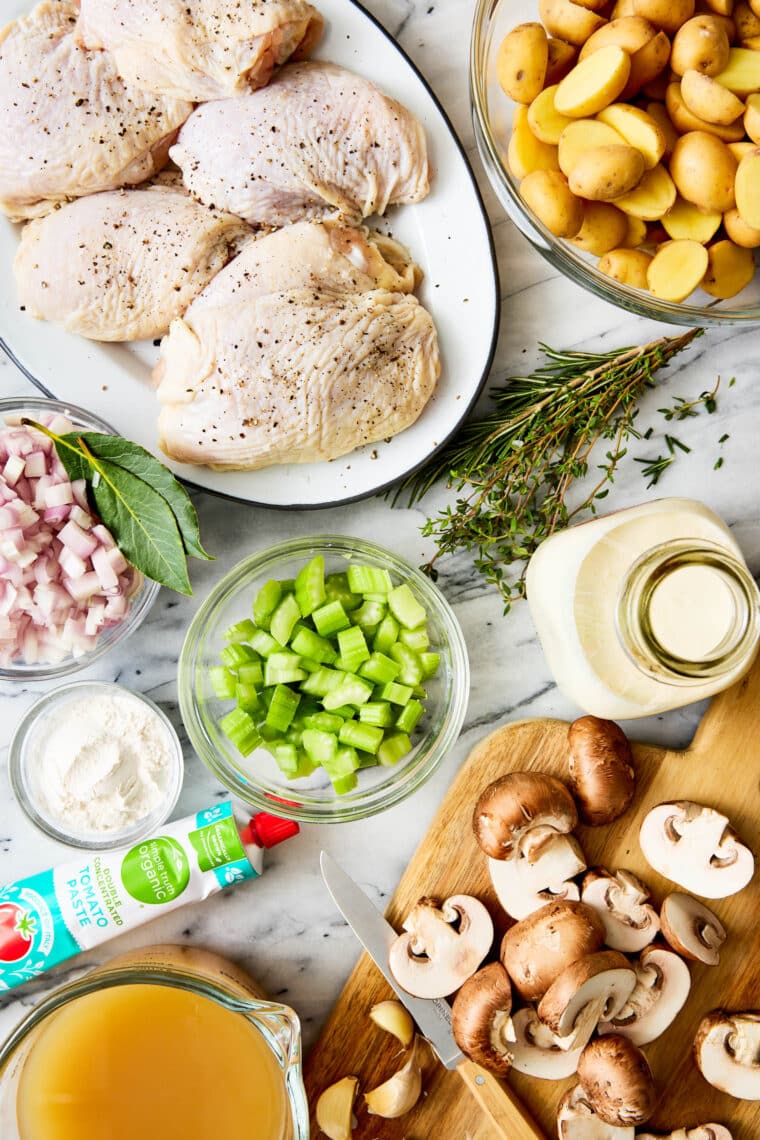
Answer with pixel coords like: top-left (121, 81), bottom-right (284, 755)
top-left (304, 661), bottom-right (760, 1140)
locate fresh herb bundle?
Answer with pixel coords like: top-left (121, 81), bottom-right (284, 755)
top-left (395, 328), bottom-right (704, 611)
top-left (25, 422), bottom-right (212, 594)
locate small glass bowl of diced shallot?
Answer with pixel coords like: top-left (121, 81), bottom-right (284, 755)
top-left (178, 536), bottom-right (469, 823)
top-left (0, 397), bottom-right (159, 680)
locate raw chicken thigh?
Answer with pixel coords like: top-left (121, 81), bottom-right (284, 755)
top-left (14, 184), bottom-right (249, 342)
top-left (171, 62), bottom-right (430, 226)
top-left (155, 222), bottom-right (439, 470)
top-left (77, 0), bottom-right (323, 103)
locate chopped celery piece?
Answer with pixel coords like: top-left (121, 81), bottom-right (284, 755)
top-left (373, 615), bottom-right (400, 654)
top-left (347, 564), bottom-right (393, 594)
top-left (291, 696), bottom-right (321, 723)
top-left (264, 653), bottom-right (307, 687)
top-left (290, 625), bottom-right (337, 664)
top-left (235, 682), bottom-right (260, 713)
top-left (400, 627), bottom-right (430, 652)
top-left (322, 744), bottom-right (360, 777)
top-left (325, 572), bottom-right (362, 611)
top-left (395, 699), bottom-right (423, 734)
top-left (270, 593), bottom-right (302, 646)
top-left (338, 720), bottom-right (383, 754)
top-left (301, 667), bottom-right (347, 697)
top-left (224, 618), bottom-right (257, 642)
top-left (260, 722), bottom-right (281, 741)
top-left (250, 629), bottom-right (280, 658)
top-left (265, 685), bottom-right (300, 732)
top-left (378, 733), bottom-right (411, 766)
top-left (328, 705), bottom-right (357, 719)
top-left (253, 579), bottom-right (281, 630)
top-left (220, 708), bottom-right (261, 756)
top-left (323, 675), bottom-right (374, 709)
top-left (379, 681), bottom-right (413, 706)
top-left (337, 626), bottom-right (370, 672)
top-left (332, 772), bottom-right (358, 795)
top-left (302, 728), bottom-right (338, 767)
top-left (220, 642), bottom-right (259, 669)
top-left (353, 599), bottom-right (386, 631)
top-left (312, 600), bottom-right (351, 637)
top-left (295, 555), bottom-right (325, 617)
top-left (238, 660), bottom-right (264, 686)
top-left (210, 666), bottom-right (237, 700)
top-left (359, 652), bottom-right (400, 685)
top-left (419, 652), bottom-right (441, 679)
top-left (390, 642), bottom-right (423, 686)
top-left (359, 701), bottom-right (394, 727)
top-left (270, 743), bottom-right (316, 779)
top-left (303, 712), bottom-right (345, 734)
top-left (299, 656), bottom-right (321, 673)
top-left (411, 684), bottom-right (427, 700)
top-left (388, 584), bottom-right (426, 630)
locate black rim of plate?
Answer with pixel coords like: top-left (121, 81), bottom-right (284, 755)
top-left (0, 0), bottom-right (501, 511)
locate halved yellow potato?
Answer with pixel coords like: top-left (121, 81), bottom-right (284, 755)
top-left (647, 239), bottom-right (709, 299)
top-left (681, 68), bottom-right (746, 121)
top-left (546, 38), bottom-right (579, 84)
top-left (520, 170), bottom-right (585, 236)
top-left (555, 47), bottom-right (632, 116)
top-left (744, 91), bottom-right (760, 139)
top-left (671, 15), bottom-right (732, 76)
top-left (735, 147), bottom-right (760, 226)
top-left (571, 201), bottom-right (631, 252)
top-left (735, 1), bottom-right (760, 39)
top-left (598, 247), bottom-right (653, 287)
top-left (569, 143), bottom-right (646, 198)
top-left (623, 215), bottom-right (649, 244)
top-left (634, 0), bottom-right (696, 34)
top-left (539, 0), bottom-right (608, 46)
top-left (701, 0), bottom-right (734, 17)
top-left (497, 23), bottom-right (549, 104)
top-left (624, 30), bottom-right (672, 97)
top-left (714, 47), bottom-right (760, 93)
top-left (750, 0), bottom-right (760, 17)
top-left (611, 0), bottom-right (638, 17)
top-left (666, 81), bottom-right (746, 139)
top-left (742, 32), bottom-right (760, 45)
top-left (528, 85), bottom-right (576, 143)
top-left (728, 139), bottom-right (757, 158)
top-left (579, 16), bottom-right (656, 60)
top-left (558, 118), bottom-right (626, 173)
top-left (670, 130), bottom-right (738, 211)
top-left (724, 204), bottom-right (760, 244)
top-left (645, 101), bottom-right (681, 157)
top-left (508, 107), bottom-right (562, 179)
top-left (612, 162), bottom-right (677, 217)
top-left (662, 195), bottom-right (723, 239)
top-left (597, 103), bottom-right (667, 165)
top-left (701, 238), bottom-right (756, 295)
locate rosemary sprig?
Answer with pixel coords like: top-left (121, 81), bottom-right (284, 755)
top-left (394, 328), bottom-right (704, 611)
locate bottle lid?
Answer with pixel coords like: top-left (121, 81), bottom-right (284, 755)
top-left (248, 812), bottom-right (300, 849)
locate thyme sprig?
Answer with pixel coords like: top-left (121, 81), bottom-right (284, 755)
top-left (395, 328), bottom-right (704, 611)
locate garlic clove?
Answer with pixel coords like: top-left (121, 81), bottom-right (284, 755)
top-left (364, 1039), bottom-right (422, 1119)
top-left (316, 1075), bottom-right (359, 1140)
top-left (369, 1000), bottom-right (415, 1048)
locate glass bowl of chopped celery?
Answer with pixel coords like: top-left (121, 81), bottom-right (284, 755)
top-left (178, 536), bottom-right (469, 823)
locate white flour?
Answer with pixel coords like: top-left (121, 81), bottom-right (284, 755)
top-left (28, 691), bottom-right (175, 835)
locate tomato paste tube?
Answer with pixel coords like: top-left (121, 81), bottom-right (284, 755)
top-left (0, 802), bottom-right (298, 992)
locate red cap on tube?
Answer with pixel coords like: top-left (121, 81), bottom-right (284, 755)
top-left (247, 812), bottom-right (300, 849)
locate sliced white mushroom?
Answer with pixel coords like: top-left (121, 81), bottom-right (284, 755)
top-left (488, 832), bottom-right (586, 920)
top-left (556, 1084), bottom-right (635, 1140)
top-left (580, 868), bottom-right (660, 952)
top-left (505, 1006), bottom-right (587, 1078)
top-left (538, 950), bottom-right (637, 1043)
top-left (639, 802), bottom-right (754, 899)
top-left (598, 945), bottom-right (691, 1046)
top-left (388, 894), bottom-right (494, 999)
top-left (660, 893), bottom-right (727, 966)
top-left (637, 1126), bottom-right (733, 1140)
top-left (694, 1010), bottom-right (760, 1100)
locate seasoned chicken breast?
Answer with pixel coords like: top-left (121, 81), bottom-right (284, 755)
top-left (155, 222), bottom-right (440, 470)
top-left (171, 62), bottom-right (430, 226)
top-left (0, 0), bottom-right (191, 222)
top-left (14, 184), bottom-right (249, 342)
top-left (77, 0), bottom-right (323, 103)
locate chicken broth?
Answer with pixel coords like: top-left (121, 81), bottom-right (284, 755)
top-left (16, 983), bottom-right (289, 1140)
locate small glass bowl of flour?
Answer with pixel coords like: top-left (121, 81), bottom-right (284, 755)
top-left (10, 681), bottom-right (184, 849)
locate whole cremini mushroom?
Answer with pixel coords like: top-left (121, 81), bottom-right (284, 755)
top-left (500, 899), bottom-right (605, 1002)
top-left (660, 893), bottom-right (727, 966)
top-left (694, 1010), bottom-right (760, 1100)
top-left (388, 895), bottom-right (494, 999)
top-left (576, 1035), bottom-right (657, 1126)
top-left (473, 770), bottom-right (578, 859)
top-left (451, 961), bottom-right (513, 1077)
top-left (568, 716), bottom-right (636, 826)
top-left (639, 802), bottom-right (755, 898)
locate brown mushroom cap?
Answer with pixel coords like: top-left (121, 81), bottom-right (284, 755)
top-left (637, 1127), bottom-right (733, 1140)
top-left (473, 771), bottom-right (578, 859)
top-left (500, 900), bottom-right (605, 1002)
top-left (451, 961), bottom-right (513, 1078)
top-left (568, 716), bottom-right (635, 827)
top-left (577, 1035), bottom-right (656, 1126)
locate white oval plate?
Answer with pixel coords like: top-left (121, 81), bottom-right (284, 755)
top-left (0, 0), bottom-right (499, 507)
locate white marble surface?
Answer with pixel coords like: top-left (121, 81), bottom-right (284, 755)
top-left (1, 0), bottom-right (759, 1061)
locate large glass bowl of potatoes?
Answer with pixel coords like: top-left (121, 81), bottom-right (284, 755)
top-left (471, 0), bottom-right (760, 322)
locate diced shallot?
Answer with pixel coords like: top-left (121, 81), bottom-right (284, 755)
top-left (3, 456), bottom-right (25, 486)
top-left (43, 482), bottom-right (74, 509)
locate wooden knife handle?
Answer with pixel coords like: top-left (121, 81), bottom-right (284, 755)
top-left (456, 1059), bottom-right (547, 1140)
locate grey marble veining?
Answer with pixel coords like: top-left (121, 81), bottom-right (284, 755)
top-left (0, 0), bottom-right (759, 1059)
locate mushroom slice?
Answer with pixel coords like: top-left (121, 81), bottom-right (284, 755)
top-left (637, 1127), bottom-right (733, 1140)
top-left (660, 892), bottom-right (727, 966)
top-left (500, 900), bottom-right (605, 1002)
top-left (557, 1084), bottom-right (635, 1140)
top-left (538, 950), bottom-right (637, 1043)
top-left (388, 894), bottom-right (494, 999)
top-left (580, 868), bottom-right (660, 952)
top-left (473, 771), bottom-right (577, 859)
top-left (639, 802), bottom-right (755, 899)
top-left (489, 832), bottom-right (586, 920)
top-left (694, 1010), bottom-right (760, 1100)
top-left (577, 1035), bottom-right (656, 1126)
top-left (568, 716), bottom-right (636, 826)
top-left (598, 945), bottom-right (691, 1046)
top-left (451, 961), bottom-right (513, 1077)
top-left (506, 1007), bottom-right (587, 1078)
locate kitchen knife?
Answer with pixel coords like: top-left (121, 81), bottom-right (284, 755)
top-left (320, 851), bottom-right (546, 1140)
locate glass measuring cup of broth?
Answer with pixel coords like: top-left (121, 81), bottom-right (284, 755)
top-left (0, 945), bottom-right (308, 1140)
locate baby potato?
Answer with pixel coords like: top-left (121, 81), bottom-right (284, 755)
top-left (742, 32), bottom-right (760, 44)
top-left (646, 100), bottom-right (681, 155)
top-left (558, 118), bottom-right (626, 172)
top-left (647, 238), bottom-right (710, 299)
top-left (579, 15), bottom-right (657, 59)
top-left (520, 170), bottom-right (585, 235)
top-left (546, 38), bottom-right (579, 84)
top-left (724, 204), bottom-right (760, 243)
top-left (539, 0), bottom-right (608, 46)
top-left (555, 47), bottom-right (632, 116)
top-left (612, 161), bottom-right (677, 216)
top-left (735, 1), bottom-right (760, 38)
top-left (642, 71), bottom-right (672, 99)
top-left (611, 0), bottom-right (638, 17)
top-left (597, 103), bottom-right (667, 166)
top-left (497, 23), bottom-right (549, 104)
top-left (571, 201), bottom-right (631, 252)
top-left (735, 147), bottom-right (760, 226)
top-left (728, 139), bottom-right (757, 157)
top-left (575, 0), bottom-right (610, 12)
top-left (694, 7), bottom-right (737, 41)
top-left (701, 237), bottom-right (756, 294)
top-left (751, 0), bottom-right (760, 16)
top-left (681, 68), bottom-right (745, 121)
top-left (744, 91), bottom-right (760, 139)
top-left (508, 106), bottom-right (562, 178)
top-left (569, 143), bottom-right (647, 198)
top-left (598, 247), bottom-right (654, 286)
top-left (670, 130), bottom-right (738, 210)
top-left (529, 85), bottom-right (576, 143)
top-left (714, 46), bottom-right (760, 92)
top-left (662, 195), bottom-right (723, 238)
top-left (624, 30), bottom-right (672, 97)
top-left (701, 0), bottom-right (734, 16)
top-left (671, 15), bottom-right (731, 75)
top-left (666, 81), bottom-right (746, 138)
top-left (634, 0), bottom-right (696, 35)
top-left (623, 215), bottom-right (650, 243)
